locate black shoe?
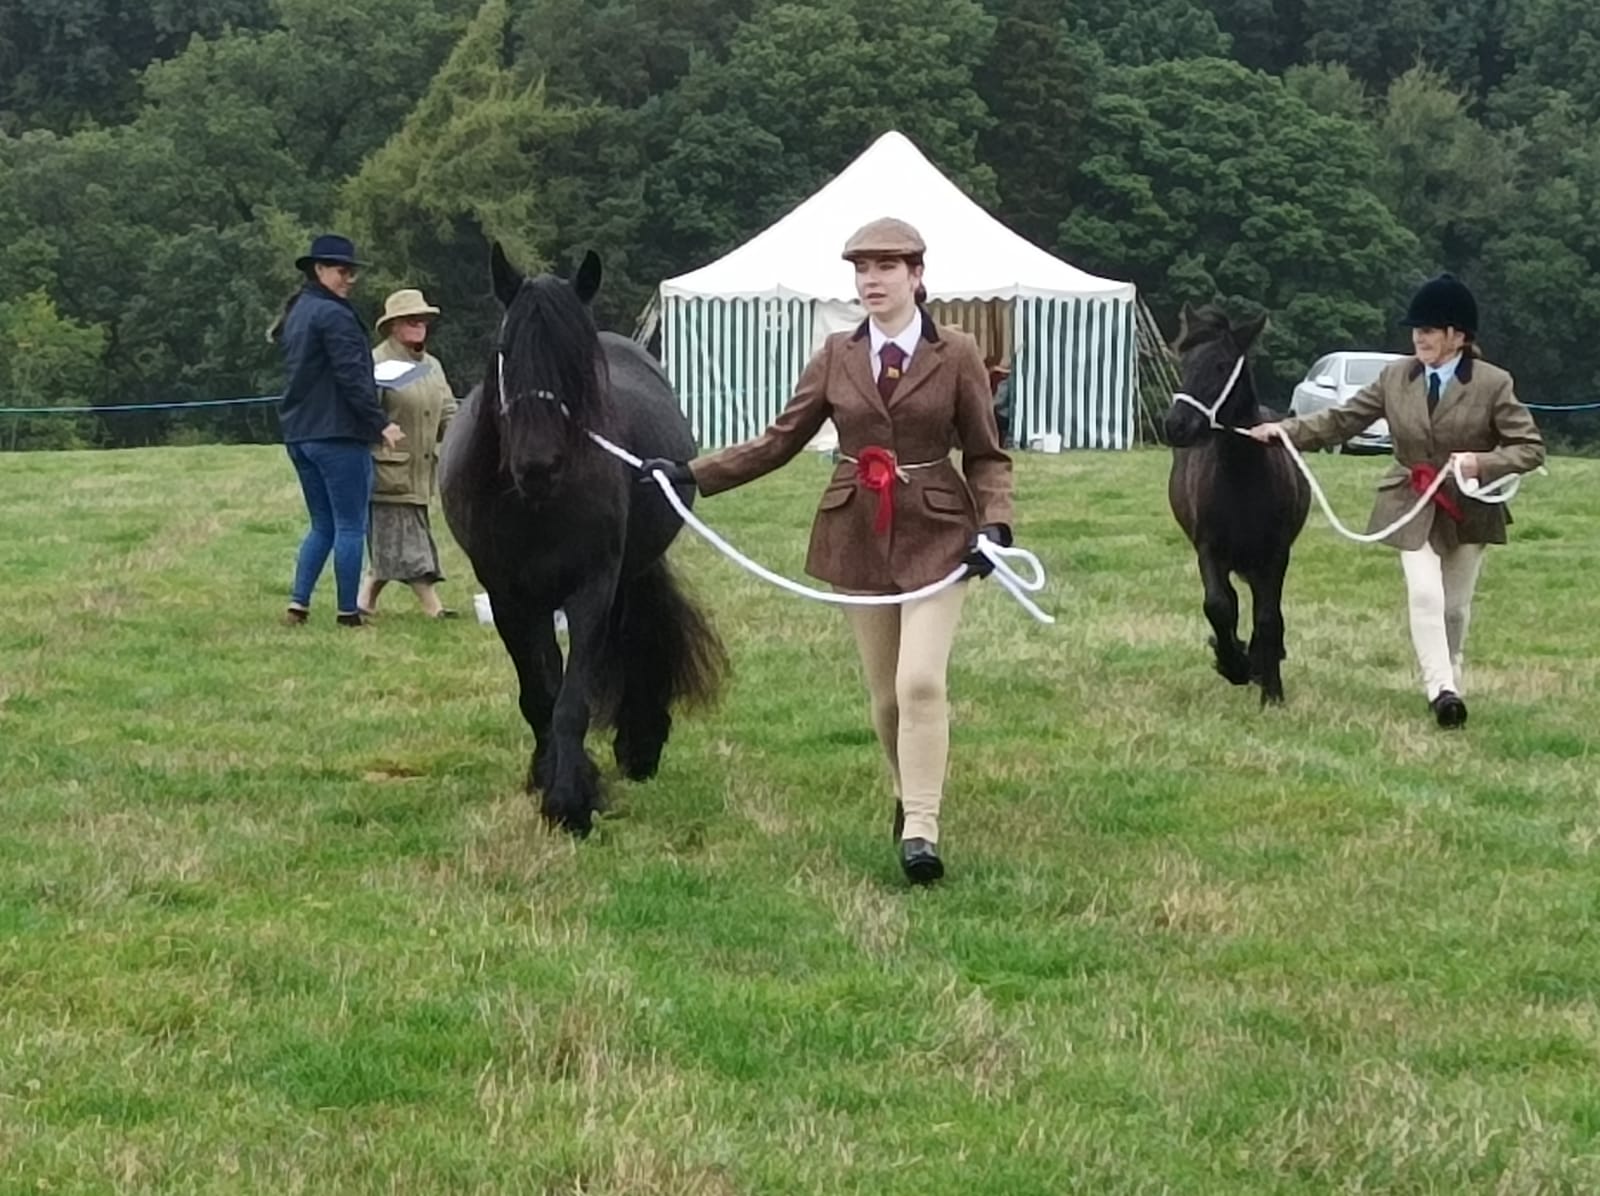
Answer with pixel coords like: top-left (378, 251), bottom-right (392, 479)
top-left (900, 838), bottom-right (944, 885)
top-left (1430, 690), bottom-right (1467, 729)
top-left (892, 800), bottom-right (905, 842)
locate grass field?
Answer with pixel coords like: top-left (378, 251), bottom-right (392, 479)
top-left (1, 444), bottom-right (1597, 1194)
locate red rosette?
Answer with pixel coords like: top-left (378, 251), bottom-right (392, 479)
top-left (1409, 462), bottom-right (1464, 523)
top-left (854, 446), bottom-right (900, 535)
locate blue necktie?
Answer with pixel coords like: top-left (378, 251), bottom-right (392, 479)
top-left (1427, 371), bottom-right (1441, 414)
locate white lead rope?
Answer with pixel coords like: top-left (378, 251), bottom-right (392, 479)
top-left (1248, 427), bottom-right (1522, 544)
top-left (1172, 351), bottom-right (1529, 543)
top-left (495, 350), bottom-right (1053, 622)
top-left (584, 429), bottom-right (1056, 624)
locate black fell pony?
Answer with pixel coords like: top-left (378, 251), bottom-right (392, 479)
top-left (440, 245), bottom-right (726, 834)
top-left (1164, 304), bottom-right (1309, 705)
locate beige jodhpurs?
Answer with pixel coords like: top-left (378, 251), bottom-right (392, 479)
top-left (1398, 541), bottom-right (1487, 700)
top-left (842, 583), bottom-right (968, 843)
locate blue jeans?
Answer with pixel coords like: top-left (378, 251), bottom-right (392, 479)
top-left (286, 439), bottom-right (373, 614)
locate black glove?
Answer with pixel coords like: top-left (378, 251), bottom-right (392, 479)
top-left (637, 457), bottom-right (696, 490)
top-left (964, 523), bottom-right (1013, 578)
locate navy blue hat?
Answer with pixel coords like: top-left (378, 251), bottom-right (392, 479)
top-left (1401, 273), bottom-right (1478, 335)
top-left (295, 233), bottom-right (368, 273)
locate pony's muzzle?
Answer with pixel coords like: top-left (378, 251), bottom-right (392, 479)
top-left (1164, 403), bottom-right (1210, 447)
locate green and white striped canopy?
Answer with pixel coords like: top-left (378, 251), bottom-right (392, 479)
top-left (661, 294), bottom-right (1137, 451)
top-left (659, 132), bottom-right (1137, 450)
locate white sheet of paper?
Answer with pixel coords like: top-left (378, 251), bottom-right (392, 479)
top-left (374, 359), bottom-right (431, 389)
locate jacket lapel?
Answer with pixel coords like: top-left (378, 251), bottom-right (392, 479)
top-left (847, 311), bottom-right (945, 414)
top-left (1434, 373), bottom-right (1486, 444)
top-left (885, 310), bottom-right (946, 409)
top-left (843, 330), bottom-right (889, 419)
top-left (1433, 354), bottom-right (1474, 418)
top-left (1403, 359), bottom-right (1434, 453)
top-left (887, 338), bottom-right (945, 407)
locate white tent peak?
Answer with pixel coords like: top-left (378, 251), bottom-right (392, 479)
top-left (662, 130), bottom-right (1133, 304)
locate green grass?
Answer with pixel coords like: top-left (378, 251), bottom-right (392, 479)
top-left (1, 444), bottom-right (1597, 1194)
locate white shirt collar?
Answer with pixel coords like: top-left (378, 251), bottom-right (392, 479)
top-left (1427, 353), bottom-right (1463, 389)
top-left (868, 313), bottom-right (921, 377)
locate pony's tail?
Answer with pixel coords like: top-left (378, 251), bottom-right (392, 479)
top-left (595, 558), bottom-right (728, 781)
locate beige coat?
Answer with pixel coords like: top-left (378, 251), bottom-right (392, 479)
top-left (1280, 354), bottom-right (1545, 551)
top-left (691, 315), bottom-right (1013, 592)
top-left (371, 338), bottom-right (457, 506)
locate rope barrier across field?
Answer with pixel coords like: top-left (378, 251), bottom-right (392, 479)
top-left (0, 395), bottom-right (279, 416)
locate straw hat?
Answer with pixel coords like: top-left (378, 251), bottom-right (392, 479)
top-left (376, 288), bottom-right (441, 333)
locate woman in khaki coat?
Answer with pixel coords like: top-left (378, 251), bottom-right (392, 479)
top-left (641, 218), bottom-right (1014, 883)
top-left (1249, 274), bottom-right (1544, 727)
top-left (358, 288), bottom-right (459, 618)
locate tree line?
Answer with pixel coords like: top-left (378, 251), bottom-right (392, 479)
top-left (2, 0), bottom-right (1597, 451)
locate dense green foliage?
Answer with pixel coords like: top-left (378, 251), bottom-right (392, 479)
top-left (1, 0), bottom-right (1597, 448)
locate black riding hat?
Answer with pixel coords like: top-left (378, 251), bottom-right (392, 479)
top-left (1401, 273), bottom-right (1478, 335)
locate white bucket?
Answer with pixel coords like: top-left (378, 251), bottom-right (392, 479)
top-left (1029, 432), bottom-right (1064, 454)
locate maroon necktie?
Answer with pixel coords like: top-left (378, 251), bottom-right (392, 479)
top-left (878, 342), bottom-right (906, 400)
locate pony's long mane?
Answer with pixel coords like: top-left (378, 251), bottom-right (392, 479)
top-left (497, 274), bottom-right (611, 437)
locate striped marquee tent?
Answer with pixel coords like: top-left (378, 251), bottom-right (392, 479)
top-left (659, 131), bottom-right (1139, 451)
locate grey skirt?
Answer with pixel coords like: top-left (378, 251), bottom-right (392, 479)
top-left (367, 503), bottom-right (444, 584)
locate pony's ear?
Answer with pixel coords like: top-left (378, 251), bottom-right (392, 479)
top-left (1235, 311), bottom-right (1270, 351)
top-left (573, 251), bottom-right (603, 305)
top-left (490, 241), bottom-right (523, 308)
top-left (1174, 301), bottom-right (1198, 350)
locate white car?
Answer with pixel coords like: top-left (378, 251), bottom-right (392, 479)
top-left (1289, 351), bottom-right (1404, 454)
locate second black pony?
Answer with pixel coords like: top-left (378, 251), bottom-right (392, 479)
top-left (439, 245), bottom-right (726, 834)
top-left (1165, 304), bottom-right (1310, 705)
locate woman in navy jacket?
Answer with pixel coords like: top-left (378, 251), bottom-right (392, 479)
top-left (274, 234), bottom-right (403, 627)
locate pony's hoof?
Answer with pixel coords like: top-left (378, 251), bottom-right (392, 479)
top-left (1259, 687), bottom-right (1285, 707)
top-left (1212, 658), bottom-right (1252, 686)
top-left (1208, 636), bottom-right (1251, 685)
top-left (543, 809), bottom-right (593, 838)
top-left (540, 755), bottom-right (603, 837)
top-left (613, 734), bottom-right (664, 782)
top-left (525, 759), bottom-right (552, 794)
top-left (539, 790), bottom-right (595, 837)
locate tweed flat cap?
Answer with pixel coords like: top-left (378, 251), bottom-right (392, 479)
top-left (841, 217), bottom-right (926, 261)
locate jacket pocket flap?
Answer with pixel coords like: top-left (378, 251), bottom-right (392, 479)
top-left (817, 483), bottom-right (854, 511)
top-left (1376, 470), bottom-right (1413, 491)
top-left (922, 487), bottom-right (967, 514)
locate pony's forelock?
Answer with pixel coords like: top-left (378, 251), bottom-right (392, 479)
top-left (1175, 304), bottom-right (1232, 354)
top-left (491, 272), bottom-right (611, 494)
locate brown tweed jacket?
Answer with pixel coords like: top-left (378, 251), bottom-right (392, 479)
top-left (690, 313), bottom-right (1013, 592)
top-left (1279, 354), bottom-right (1545, 551)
